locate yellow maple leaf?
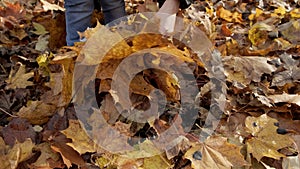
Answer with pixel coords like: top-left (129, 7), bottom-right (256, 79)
top-left (245, 114), bottom-right (294, 161)
top-left (248, 22), bottom-right (274, 46)
top-left (184, 136), bottom-right (247, 169)
top-left (61, 119), bottom-right (98, 154)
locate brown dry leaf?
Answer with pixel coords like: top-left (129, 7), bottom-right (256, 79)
top-left (100, 93), bottom-right (120, 124)
top-left (40, 0), bottom-right (65, 11)
top-left (31, 142), bottom-right (61, 169)
top-left (51, 141), bottom-right (86, 168)
top-left (245, 114), bottom-right (294, 161)
top-left (61, 119), bottom-right (98, 154)
top-left (0, 2), bottom-right (27, 20)
top-left (164, 135), bottom-right (190, 160)
top-left (279, 19), bottom-right (300, 44)
top-left (79, 25), bottom-right (130, 65)
top-left (5, 139), bottom-right (35, 169)
top-left (142, 155), bottom-right (172, 169)
top-left (2, 118), bottom-right (36, 146)
top-left (50, 57), bottom-right (75, 106)
top-left (268, 93), bottom-right (300, 106)
top-left (88, 108), bottom-right (133, 153)
top-left (221, 24), bottom-right (233, 36)
top-left (184, 136), bottom-right (247, 169)
top-left (116, 157), bottom-right (144, 169)
top-left (142, 69), bottom-right (180, 102)
top-left (17, 101), bottom-right (57, 125)
top-left (272, 53), bottom-right (300, 86)
top-left (5, 63), bottom-right (34, 89)
top-left (0, 137), bottom-right (10, 169)
top-left (130, 73), bottom-right (155, 97)
top-left (122, 139), bottom-right (162, 159)
top-left (224, 56), bottom-right (277, 86)
top-left (9, 28), bottom-right (28, 40)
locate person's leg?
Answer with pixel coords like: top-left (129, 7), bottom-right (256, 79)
top-left (99, 0), bottom-right (126, 24)
top-left (65, 0), bottom-right (94, 46)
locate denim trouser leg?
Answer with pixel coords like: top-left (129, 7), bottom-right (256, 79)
top-left (65, 0), bottom-right (94, 46)
top-left (65, 0), bottom-right (126, 46)
top-left (100, 0), bottom-right (126, 24)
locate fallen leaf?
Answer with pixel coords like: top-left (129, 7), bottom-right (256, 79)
top-left (268, 93), bottom-right (300, 106)
top-left (5, 63), bottom-right (34, 89)
top-left (31, 22), bottom-right (49, 35)
top-left (50, 57), bottom-right (75, 106)
top-left (40, 0), bottom-right (65, 11)
top-left (17, 101), bottom-right (57, 125)
top-left (278, 19), bottom-right (300, 44)
top-left (272, 53), bottom-right (300, 86)
top-left (248, 22), bottom-right (275, 46)
top-left (31, 142), bottom-right (62, 169)
top-left (61, 119), bottom-right (98, 154)
top-left (87, 108), bottom-right (134, 153)
top-left (224, 56), bottom-right (277, 86)
top-left (2, 118), bottom-right (36, 146)
top-left (0, 2), bottom-right (27, 20)
top-left (7, 139), bottom-right (35, 169)
top-left (35, 34), bottom-right (49, 51)
top-left (184, 136), bottom-right (247, 169)
top-left (245, 114), bottom-right (294, 161)
top-left (9, 28), bottom-right (27, 40)
top-left (51, 141), bottom-right (86, 168)
top-left (217, 7), bottom-right (242, 23)
top-left (142, 155), bottom-right (172, 169)
top-left (121, 139), bottom-right (161, 159)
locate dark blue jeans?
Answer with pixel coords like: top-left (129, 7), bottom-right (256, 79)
top-left (65, 0), bottom-right (126, 46)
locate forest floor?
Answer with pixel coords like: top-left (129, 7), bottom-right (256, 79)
top-left (0, 0), bottom-right (300, 168)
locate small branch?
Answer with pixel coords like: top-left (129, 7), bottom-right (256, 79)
top-left (0, 63), bottom-right (6, 74)
top-left (0, 107), bottom-right (18, 118)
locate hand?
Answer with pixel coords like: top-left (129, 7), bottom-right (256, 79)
top-left (158, 0), bottom-right (180, 15)
top-left (156, 0), bottom-right (180, 34)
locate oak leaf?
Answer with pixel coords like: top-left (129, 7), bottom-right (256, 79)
top-left (5, 63), bottom-right (34, 89)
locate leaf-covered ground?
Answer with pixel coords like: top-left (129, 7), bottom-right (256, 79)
top-left (0, 0), bottom-right (300, 168)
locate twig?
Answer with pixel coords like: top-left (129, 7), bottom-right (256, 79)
top-left (0, 63), bottom-right (6, 74)
top-left (0, 107), bottom-right (18, 118)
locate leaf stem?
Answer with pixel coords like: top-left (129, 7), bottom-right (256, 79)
top-left (0, 63), bottom-right (6, 74)
top-left (0, 107), bottom-right (18, 118)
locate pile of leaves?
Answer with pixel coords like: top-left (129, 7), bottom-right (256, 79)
top-left (0, 0), bottom-right (300, 168)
